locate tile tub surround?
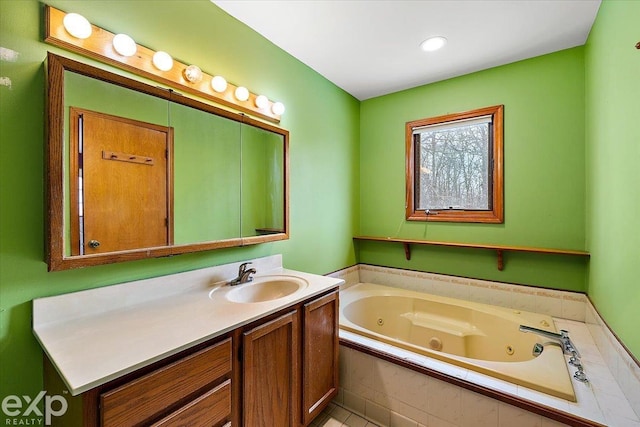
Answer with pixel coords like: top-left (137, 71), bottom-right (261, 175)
top-left (586, 303), bottom-right (640, 421)
top-left (357, 265), bottom-right (588, 322)
top-left (329, 264), bottom-right (640, 426)
top-left (33, 254), bottom-right (343, 395)
top-left (328, 264), bottom-right (361, 289)
top-left (336, 344), bottom-right (575, 427)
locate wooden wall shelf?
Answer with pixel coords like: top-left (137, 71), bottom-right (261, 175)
top-left (353, 236), bottom-right (590, 271)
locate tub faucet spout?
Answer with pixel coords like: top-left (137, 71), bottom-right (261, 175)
top-left (518, 325), bottom-right (580, 357)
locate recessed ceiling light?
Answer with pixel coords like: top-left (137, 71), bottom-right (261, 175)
top-left (420, 36), bottom-right (447, 52)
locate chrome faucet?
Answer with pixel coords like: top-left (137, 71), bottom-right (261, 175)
top-left (518, 325), bottom-right (580, 357)
top-left (519, 325), bottom-right (589, 382)
top-left (229, 262), bottom-right (256, 286)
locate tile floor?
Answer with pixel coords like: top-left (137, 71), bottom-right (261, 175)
top-left (311, 403), bottom-right (379, 427)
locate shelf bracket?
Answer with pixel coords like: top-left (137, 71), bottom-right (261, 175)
top-left (496, 249), bottom-right (504, 271)
top-left (403, 243), bottom-right (411, 260)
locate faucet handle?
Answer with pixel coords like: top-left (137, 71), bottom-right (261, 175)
top-left (238, 262), bottom-right (252, 273)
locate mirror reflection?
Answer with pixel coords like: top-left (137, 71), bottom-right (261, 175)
top-left (48, 53), bottom-right (288, 270)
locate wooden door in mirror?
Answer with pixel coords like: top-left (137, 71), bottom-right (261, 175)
top-left (46, 53), bottom-right (289, 271)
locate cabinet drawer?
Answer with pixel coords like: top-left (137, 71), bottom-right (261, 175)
top-left (151, 379), bottom-right (231, 427)
top-left (101, 338), bottom-right (232, 427)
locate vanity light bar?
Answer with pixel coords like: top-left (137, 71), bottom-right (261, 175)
top-left (44, 6), bottom-right (283, 123)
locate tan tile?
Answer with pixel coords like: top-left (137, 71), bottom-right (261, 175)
top-left (352, 350), bottom-right (375, 388)
top-left (562, 292), bottom-right (586, 302)
top-left (535, 294), bottom-right (562, 317)
top-left (561, 298), bottom-right (586, 321)
top-left (596, 389), bottom-right (640, 423)
top-left (427, 377), bottom-right (461, 425)
top-left (343, 389), bottom-right (366, 415)
top-left (460, 389), bottom-right (498, 427)
top-left (498, 402), bottom-right (542, 427)
top-left (389, 410), bottom-right (418, 427)
top-left (427, 415), bottom-right (458, 427)
top-left (320, 417), bottom-right (344, 427)
top-left (343, 413), bottom-right (369, 427)
top-left (365, 400), bottom-right (390, 427)
top-left (373, 359), bottom-right (428, 410)
top-left (312, 412), bottom-right (329, 427)
top-left (541, 417), bottom-right (570, 427)
top-left (512, 291), bottom-right (538, 312)
top-left (512, 285), bottom-right (537, 295)
top-left (330, 405), bottom-right (352, 423)
top-left (601, 414), bottom-right (640, 427)
top-left (395, 401), bottom-right (428, 425)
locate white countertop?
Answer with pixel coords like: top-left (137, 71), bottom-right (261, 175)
top-left (33, 255), bottom-right (343, 395)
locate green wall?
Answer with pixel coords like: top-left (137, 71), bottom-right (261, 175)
top-left (171, 102), bottom-right (242, 244)
top-left (1, 0), bottom-right (638, 419)
top-left (240, 124), bottom-right (285, 237)
top-left (0, 0), bottom-right (359, 416)
top-left (585, 0), bottom-right (640, 358)
top-left (359, 47), bottom-right (587, 291)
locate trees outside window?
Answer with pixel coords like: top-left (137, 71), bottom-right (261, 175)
top-left (405, 105), bottom-right (504, 223)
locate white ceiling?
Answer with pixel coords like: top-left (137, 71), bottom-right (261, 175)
top-left (213, 0), bottom-right (601, 100)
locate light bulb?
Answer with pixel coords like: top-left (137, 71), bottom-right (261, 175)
top-left (271, 102), bottom-right (285, 116)
top-left (234, 86), bottom-right (249, 102)
top-left (63, 13), bottom-right (92, 39)
top-left (183, 65), bottom-right (203, 83)
top-left (255, 95), bottom-right (269, 109)
top-left (211, 75), bottom-right (227, 93)
top-left (420, 36), bottom-right (447, 52)
top-left (112, 34), bottom-right (137, 57)
top-left (152, 51), bottom-right (173, 71)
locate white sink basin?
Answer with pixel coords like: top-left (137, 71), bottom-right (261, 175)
top-left (225, 276), bottom-right (308, 303)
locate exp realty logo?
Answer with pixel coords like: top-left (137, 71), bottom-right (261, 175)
top-left (2, 392), bottom-right (68, 425)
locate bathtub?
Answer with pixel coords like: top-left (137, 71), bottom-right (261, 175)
top-left (339, 283), bottom-right (576, 401)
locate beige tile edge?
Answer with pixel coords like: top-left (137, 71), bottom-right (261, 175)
top-left (585, 300), bottom-right (640, 419)
top-left (330, 264), bottom-right (587, 321)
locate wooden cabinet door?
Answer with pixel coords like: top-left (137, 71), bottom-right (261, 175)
top-left (242, 311), bottom-right (300, 427)
top-left (302, 291), bottom-right (339, 425)
top-left (69, 108), bottom-right (173, 255)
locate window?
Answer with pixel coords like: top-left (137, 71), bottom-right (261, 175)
top-left (406, 105), bottom-right (504, 223)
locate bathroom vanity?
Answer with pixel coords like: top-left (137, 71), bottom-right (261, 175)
top-left (34, 256), bottom-right (341, 426)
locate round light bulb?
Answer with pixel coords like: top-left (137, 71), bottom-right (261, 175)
top-left (112, 34), bottom-right (137, 57)
top-left (255, 95), bottom-right (269, 109)
top-left (234, 86), bottom-right (249, 102)
top-left (211, 75), bottom-right (227, 93)
top-left (183, 65), bottom-right (203, 83)
top-left (63, 13), bottom-right (92, 39)
top-left (152, 51), bottom-right (173, 71)
top-left (271, 101), bottom-right (285, 116)
top-left (420, 36), bottom-right (447, 52)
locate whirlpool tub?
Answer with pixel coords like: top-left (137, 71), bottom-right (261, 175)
top-left (339, 283), bottom-right (576, 401)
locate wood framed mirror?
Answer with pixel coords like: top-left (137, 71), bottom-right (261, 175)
top-left (46, 53), bottom-right (289, 271)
